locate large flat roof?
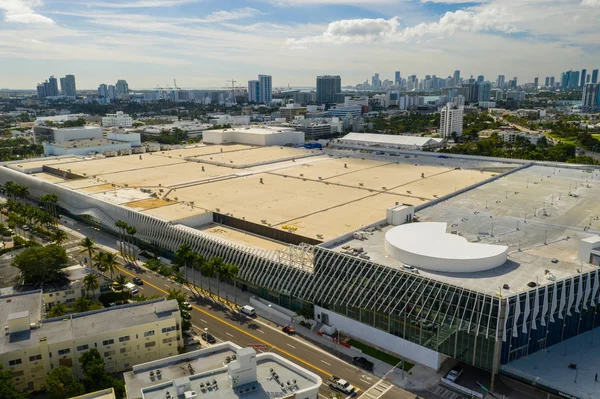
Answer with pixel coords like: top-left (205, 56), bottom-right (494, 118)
top-left (14, 148), bottom-right (508, 241)
top-left (332, 164), bottom-right (600, 295)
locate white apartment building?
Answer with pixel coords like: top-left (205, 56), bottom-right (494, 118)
top-left (439, 102), bottom-right (464, 138)
top-left (499, 130), bottom-right (543, 145)
top-left (102, 111), bottom-right (133, 128)
top-left (0, 291), bottom-right (182, 393)
top-left (42, 265), bottom-right (112, 311)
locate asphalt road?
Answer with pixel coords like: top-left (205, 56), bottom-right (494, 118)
top-left (58, 222), bottom-right (420, 399)
top-left (116, 262), bottom-right (380, 398)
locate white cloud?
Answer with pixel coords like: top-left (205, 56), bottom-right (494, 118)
top-left (268, 0), bottom-right (393, 5)
top-left (581, 0), bottom-right (600, 6)
top-left (287, 8), bottom-right (518, 48)
top-left (0, 0), bottom-right (54, 24)
top-left (200, 7), bottom-right (262, 22)
top-left (88, 0), bottom-right (198, 8)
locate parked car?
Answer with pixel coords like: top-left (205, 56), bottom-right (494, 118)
top-left (282, 325), bottom-right (295, 335)
top-left (352, 357), bottom-right (374, 372)
top-left (201, 333), bottom-right (216, 344)
top-left (240, 305), bottom-right (256, 317)
top-left (182, 301), bottom-right (192, 310)
top-left (446, 367), bottom-right (463, 382)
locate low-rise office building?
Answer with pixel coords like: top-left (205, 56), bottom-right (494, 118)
top-left (202, 126), bottom-right (304, 146)
top-left (41, 265), bottom-right (112, 311)
top-left (102, 111), bottom-right (133, 128)
top-left (0, 291), bottom-right (182, 393)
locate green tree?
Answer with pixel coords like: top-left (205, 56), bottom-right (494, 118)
top-left (103, 252), bottom-right (118, 279)
top-left (211, 257), bottom-right (227, 301)
top-left (72, 296), bottom-right (102, 313)
top-left (45, 366), bottom-right (85, 398)
top-left (93, 251), bottom-right (107, 274)
top-left (12, 244), bottom-right (69, 285)
top-left (79, 237), bottom-right (98, 267)
top-left (0, 365), bottom-right (27, 399)
top-left (48, 303), bottom-right (68, 317)
top-left (166, 288), bottom-right (187, 305)
top-left (79, 349), bottom-right (125, 396)
top-left (114, 220), bottom-right (127, 256)
top-left (175, 243), bottom-right (194, 284)
top-left (126, 225), bottom-right (137, 262)
top-left (40, 193), bottom-right (59, 222)
top-left (83, 273), bottom-right (99, 297)
top-left (114, 273), bottom-right (128, 289)
top-left (200, 259), bottom-right (216, 296)
top-left (53, 229), bottom-right (68, 245)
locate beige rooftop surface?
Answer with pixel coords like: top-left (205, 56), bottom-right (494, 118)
top-left (188, 146), bottom-right (314, 166)
top-left (10, 157), bottom-right (81, 170)
top-left (52, 155), bottom-right (185, 176)
top-left (97, 162), bottom-right (235, 188)
top-left (150, 144), bottom-right (253, 159)
top-left (198, 224), bottom-right (289, 252)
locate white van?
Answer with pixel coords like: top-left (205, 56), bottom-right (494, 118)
top-left (240, 305), bottom-right (256, 317)
top-left (124, 282), bottom-right (139, 297)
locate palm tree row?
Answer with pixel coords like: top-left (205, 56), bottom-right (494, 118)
top-left (174, 244), bottom-right (240, 305)
top-left (115, 220), bottom-right (137, 263)
top-left (6, 200), bottom-right (55, 230)
top-left (1, 181), bottom-right (29, 201)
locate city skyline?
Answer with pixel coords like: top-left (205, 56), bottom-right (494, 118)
top-left (1, 0), bottom-right (600, 90)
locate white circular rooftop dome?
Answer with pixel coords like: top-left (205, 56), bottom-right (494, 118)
top-left (385, 222), bottom-right (508, 273)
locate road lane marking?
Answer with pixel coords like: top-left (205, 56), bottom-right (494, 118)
top-left (360, 379), bottom-right (371, 385)
top-left (226, 332), bottom-right (234, 337)
top-left (287, 343), bottom-right (296, 349)
top-left (200, 319), bottom-right (208, 324)
top-left (257, 330), bottom-right (265, 334)
top-left (115, 266), bottom-right (334, 378)
top-left (321, 360), bottom-right (331, 366)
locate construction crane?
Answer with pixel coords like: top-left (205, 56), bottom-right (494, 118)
top-left (224, 79), bottom-right (246, 104)
top-left (154, 84), bottom-right (173, 100)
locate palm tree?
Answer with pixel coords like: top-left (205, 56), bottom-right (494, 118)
top-left (194, 253), bottom-right (206, 293)
top-left (103, 252), bottom-right (119, 279)
top-left (53, 229), bottom-right (68, 245)
top-left (115, 220), bottom-right (127, 256)
top-left (79, 237), bottom-right (98, 267)
top-left (40, 193), bottom-right (59, 222)
top-left (175, 243), bottom-right (194, 284)
top-left (211, 257), bottom-right (228, 301)
top-left (114, 274), bottom-right (128, 290)
top-left (83, 273), bottom-right (99, 297)
top-left (222, 263), bottom-right (240, 305)
top-left (93, 251), bottom-right (107, 274)
top-left (126, 225), bottom-right (137, 263)
top-left (166, 288), bottom-right (187, 306)
top-left (201, 259), bottom-right (216, 297)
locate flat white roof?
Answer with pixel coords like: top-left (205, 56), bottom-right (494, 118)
top-left (385, 222), bottom-right (508, 272)
top-left (341, 132), bottom-right (442, 147)
top-left (210, 126), bottom-right (298, 136)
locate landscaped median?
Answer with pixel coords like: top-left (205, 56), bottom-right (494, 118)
top-left (347, 339), bottom-right (414, 371)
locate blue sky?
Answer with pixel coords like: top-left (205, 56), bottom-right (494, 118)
top-left (0, 0), bottom-right (599, 90)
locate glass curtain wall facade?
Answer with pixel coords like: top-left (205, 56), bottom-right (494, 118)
top-left (501, 271), bottom-right (600, 365)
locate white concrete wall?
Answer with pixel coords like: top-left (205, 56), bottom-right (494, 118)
top-left (579, 236), bottom-right (600, 263)
top-left (53, 127), bottom-right (103, 142)
top-left (315, 305), bottom-right (447, 370)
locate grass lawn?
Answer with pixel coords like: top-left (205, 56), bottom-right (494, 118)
top-left (347, 339), bottom-right (414, 371)
top-left (545, 132), bottom-right (577, 146)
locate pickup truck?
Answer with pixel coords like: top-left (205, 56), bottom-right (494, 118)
top-left (446, 367), bottom-right (463, 382)
top-left (328, 376), bottom-right (355, 395)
